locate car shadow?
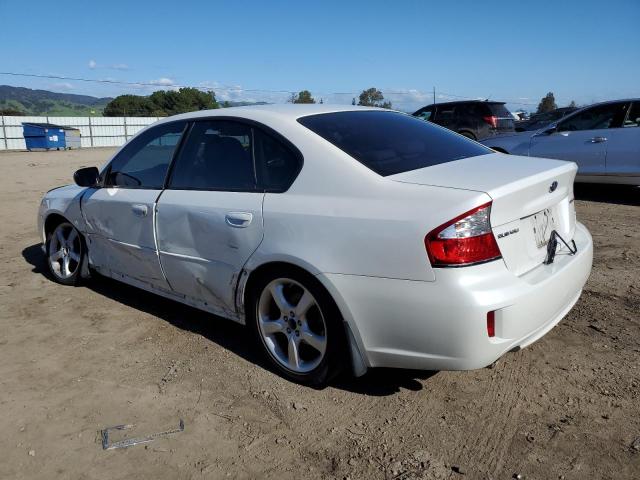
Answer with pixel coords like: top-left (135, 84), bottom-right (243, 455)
top-left (22, 243), bottom-right (436, 395)
top-left (574, 183), bottom-right (639, 206)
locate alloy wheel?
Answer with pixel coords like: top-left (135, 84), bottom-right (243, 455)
top-left (48, 224), bottom-right (81, 280)
top-left (257, 278), bottom-right (328, 373)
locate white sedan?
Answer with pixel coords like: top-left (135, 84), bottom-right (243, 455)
top-left (38, 105), bottom-right (593, 385)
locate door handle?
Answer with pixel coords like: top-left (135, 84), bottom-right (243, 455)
top-left (590, 136), bottom-right (607, 143)
top-left (131, 204), bottom-right (148, 217)
top-left (225, 212), bottom-right (253, 228)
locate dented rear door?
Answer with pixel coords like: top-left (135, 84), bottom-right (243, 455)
top-left (155, 190), bottom-right (264, 316)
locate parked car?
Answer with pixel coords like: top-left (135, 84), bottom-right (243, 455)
top-left (39, 105), bottom-right (593, 385)
top-left (515, 107), bottom-right (578, 132)
top-left (481, 99), bottom-right (640, 185)
top-left (413, 100), bottom-right (515, 140)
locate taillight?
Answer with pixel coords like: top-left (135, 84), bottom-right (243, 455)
top-left (483, 115), bottom-right (498, 128)
top-left (425, 202), bottom-right (502, 267)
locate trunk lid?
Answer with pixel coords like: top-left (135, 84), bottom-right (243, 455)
top-left (390, 153), bottom-right (577, 276)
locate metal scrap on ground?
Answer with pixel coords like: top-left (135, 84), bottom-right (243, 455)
top-left (101, 419), bottom-right (185, 450)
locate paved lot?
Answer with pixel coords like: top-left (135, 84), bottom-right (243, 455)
top-left (0, 148), bottom-right (638, 479)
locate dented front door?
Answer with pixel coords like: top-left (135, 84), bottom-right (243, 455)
top-left (82, 187), bottom-right (169, 289)
top-left (155, 190), bottom-right (264, 316)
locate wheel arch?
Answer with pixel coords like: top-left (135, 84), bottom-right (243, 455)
top-left (458, 130), bottom-right (477, 140)
top-left (237, 260), bottom-right (369, 377)
top-left (43, 212), bottom-right (69, 237)
top-left (239, 261), bottom-right (323, 317)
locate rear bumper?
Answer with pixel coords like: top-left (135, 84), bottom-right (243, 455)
top-left (319, 222), bottom-right (593, 371)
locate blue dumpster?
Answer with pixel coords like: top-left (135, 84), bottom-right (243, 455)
top-left (22, 123), bottom-right (66, 151)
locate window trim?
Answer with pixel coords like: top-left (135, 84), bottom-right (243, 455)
top-left (100, 120), bottom-right (189, 190)
top-left (556, 102), bottom-right (628, 132)
top-left (163, 116), bottom-right (304, 194)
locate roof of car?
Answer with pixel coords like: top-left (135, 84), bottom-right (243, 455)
top-left (430, 100), bottom-right (505, 107)
top-left (159, 104), bottom-right (386, 124)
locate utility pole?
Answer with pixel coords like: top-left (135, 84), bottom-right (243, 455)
top-left (433, 86), bottom-right (436, 105)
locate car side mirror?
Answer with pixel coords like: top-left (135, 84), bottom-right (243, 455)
top-left (73, 166), bottom-right (100, 187)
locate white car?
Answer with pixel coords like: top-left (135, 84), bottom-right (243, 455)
top-left (38, 105), bottom-right (593, 385)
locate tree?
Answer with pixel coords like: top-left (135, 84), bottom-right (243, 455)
top-left (103, 88), bottom-right (219, 117)
top-left (352, 97), bottom-right (356, 106)
top-left (0, 108), bottom-right (25, 116)
top-left (103, 94), bottom-right (155, 116)
top-left (567, 100), bottom-right (577, 108)
top-left (358, 87), bottom-right (391, 108)
top-left (149, 88), bottom-right (218, 116)
top-left (289, 90), bottom-right (316, 104)
top-left (536, 92), bottom-right (557, 114)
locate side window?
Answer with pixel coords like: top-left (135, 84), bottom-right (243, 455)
top-left (436, 105), bottom-right (456, 123)
top-left (623, 102), bottom-right (640, 127)
top-left (254, 129), bottom-right (300, 191)
top-left (558, 103), bottom-right (626, 132)
top-left (467, 104), bottom-right (485, 118)
top-left (169, 120), bottom-right (256, 191)
top-left (106, 121), bottom-right (186, 188)
top-left (415, 107), bottom-right (433, 121)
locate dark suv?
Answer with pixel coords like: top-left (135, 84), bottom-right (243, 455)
top-left (413, 101), bottom-right (515, 140)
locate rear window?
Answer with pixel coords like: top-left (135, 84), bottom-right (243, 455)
top-left (487, 103), bottom-right (512, 117)
top-left (298, 111), bottom-right (491, 177)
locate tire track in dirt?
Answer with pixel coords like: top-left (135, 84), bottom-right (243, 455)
top-left (443, 352), bottom-right (533, 478)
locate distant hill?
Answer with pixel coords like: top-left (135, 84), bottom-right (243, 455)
top-left (0, 85), bottom-right (112, 116)
top-left (0, 85), bottom-right (272, 116)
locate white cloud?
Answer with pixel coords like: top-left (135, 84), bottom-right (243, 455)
top-left (52, 82), bottom-right (73, 91)
top-left (88, 60), bottom-right (129, 70)
top-left (149, 77), bottom-right (176, 86)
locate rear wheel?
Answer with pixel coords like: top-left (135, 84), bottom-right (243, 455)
top-left (248, 269), bottom-right (345, 386)
top-left (46, 222), bottom-right (83, 286)
top-left (459, 131), bottom-right (477, 140)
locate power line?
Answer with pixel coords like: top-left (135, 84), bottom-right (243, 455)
top-left (0, 71), bottom-right (296, 94)
top-left (0, 70), bottom-right (538, 106)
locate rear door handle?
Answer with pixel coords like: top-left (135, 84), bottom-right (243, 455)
top-left (131, 204), bottom-right (148, 217)
top-left (225, 212), bottom-right (253, 228)
top-left (590, 136), bottom-right (607, 143)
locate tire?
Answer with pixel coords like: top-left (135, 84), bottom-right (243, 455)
top-left (247, 267), bottom-right (346, 386)
top-left (45, 221), bottom-right (84, 286)
top-left (459, 131), bottom-right (476, 140)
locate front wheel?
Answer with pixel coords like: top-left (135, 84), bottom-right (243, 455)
top-left (46, 222), bottom-right (84, 286)
top-left (248, 269), bottom-right (345, 386)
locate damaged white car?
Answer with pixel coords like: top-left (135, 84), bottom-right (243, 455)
top-left (38, 105), bottom-right (593, 385)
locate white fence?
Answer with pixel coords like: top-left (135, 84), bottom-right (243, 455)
top-left (0, 116), bottom-right (162, 150)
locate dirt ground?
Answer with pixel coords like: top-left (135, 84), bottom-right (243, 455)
top-left (0, 148), bottom-right (638, 480)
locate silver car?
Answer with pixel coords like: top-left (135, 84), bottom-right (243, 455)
top-left (481, 99), bottom-right (640, 185)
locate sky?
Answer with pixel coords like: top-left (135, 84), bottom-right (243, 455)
top-left (0, 0), bottom-right (639, 113)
